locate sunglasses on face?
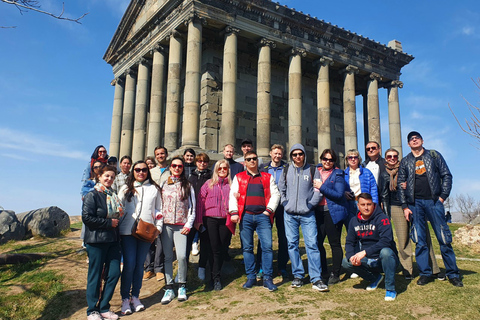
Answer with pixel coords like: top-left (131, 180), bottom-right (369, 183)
top-left (386, 155), bottom-right (399, 160)
top-left (171, 164), bottom-right (184, 169)
top-left (93, 165), bottom-right (102, 169)
top-left (218, 167), bottom-right (228, 171)
top-left (322, 158), bottom-right (334, 163)
top-left (409, 136), bottom-right (421, 142)
top-left (134, 168), bottom-right (148, 173)
top-left (98, 150), bottom-right (107, 154)
top-left (292, 152), bottom-right (304, 158)
top-left (366, 146), bottom-right (377, 152)
top-left (347, 156), bottom-right (359, 160)
top-left (245, 157), bottom-right (258, 162)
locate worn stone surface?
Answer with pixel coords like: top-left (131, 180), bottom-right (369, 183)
top-left (17, 206), bottom-right (70, 238)
top-left (454, 225), bottom-right (480, 250)
top-left (0, 210), bottom-right (25, 244)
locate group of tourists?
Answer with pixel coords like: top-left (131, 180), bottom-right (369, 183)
top-left (81, 131), bottom-right (463, 320)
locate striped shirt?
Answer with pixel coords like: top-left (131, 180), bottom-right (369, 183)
top-left (245, 173), bottom-right (267, 214)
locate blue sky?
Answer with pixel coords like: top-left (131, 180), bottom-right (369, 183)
top-left (0, 0), bottom-right (479, 216)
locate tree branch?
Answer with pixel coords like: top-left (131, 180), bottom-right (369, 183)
top-left (1, 0), bottom-right (88, 24)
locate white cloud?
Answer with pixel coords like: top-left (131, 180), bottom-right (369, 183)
top-left (0, 153), bottom-right (33, 161)
top-left (0, 127), bottom-right (89, 160)
top-left (462, 26), bottom-right (474, 35)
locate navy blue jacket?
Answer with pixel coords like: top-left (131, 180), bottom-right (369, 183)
top-left (345, 204), bottom-right (397, 260)
top-left (316, 165), bottom-right (349, 224)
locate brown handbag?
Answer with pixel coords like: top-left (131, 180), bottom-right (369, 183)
top-left (131, 217), bottom-right (160, 243)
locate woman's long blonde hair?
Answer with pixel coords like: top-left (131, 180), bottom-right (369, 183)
top-left (209, 159), bottom-right (231, 188)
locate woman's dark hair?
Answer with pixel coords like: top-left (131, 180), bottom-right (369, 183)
top-left (98, 165), bottom-right (117, 177)
top-left (91, 145), bottom-right (108, 160)
top-left (184, 148), bottom-right (196, 158)
top-left (170, 156), bottom-right (191, 201)
top-left (90, 160), bottom-right (104, 180)
top-left (320, 148), bottom-right (337, 163)
top-left (125, 161), bottom-right (161, 202)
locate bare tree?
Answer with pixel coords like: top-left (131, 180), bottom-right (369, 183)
top-left (1, 0), bottom-right (88, 27)
top-left (449, 78), bottom-right (480, 147)
top-left (454, 193), bottom-right (480, 224)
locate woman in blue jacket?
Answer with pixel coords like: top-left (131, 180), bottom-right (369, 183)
top-left (314, 149), bottom-right (349, 285)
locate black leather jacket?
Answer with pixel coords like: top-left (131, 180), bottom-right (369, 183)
top-left (380, 168), bottom-right (402, 217)
top-left (397, 148), bottom-right (452, 209)
top-left (82, 190), bottom-right (120, 244)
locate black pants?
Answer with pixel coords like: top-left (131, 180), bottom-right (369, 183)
top-left (187, 225), bottom-right (212, 269)
top-left (205, 216), bottom-right (232, 281)
top-left (315, 207), bottom-right (343, 278)
top-left (144, 234), bottom-right (164, 273)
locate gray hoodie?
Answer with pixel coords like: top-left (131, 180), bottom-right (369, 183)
top-left (278, 143), bottom-right (322, 214)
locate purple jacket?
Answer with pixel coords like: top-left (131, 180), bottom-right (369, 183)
top-left (196, 177), bottom-right (230, 224)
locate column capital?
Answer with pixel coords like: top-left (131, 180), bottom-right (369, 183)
top-left (225, 26), bottom-right (240, 36)
top-left (184, 12), bottom-right (206, 26)
top-left (289, 47), bottom-right (307, 57)
top-left (167, 29), bottom-right (183, 41)
top-left (257, 38), bottom-right (276, 49)
top-left (152, 43), bottom-right (166, 54)
top-left (389, 80), bottom-right (404, 88)
top-left (314, 56), bottom-right (334, 67)
top-left (111, 77), bottom-right (124, 86)
top-left (124, 68), bottom-right (137, 78)
top-left (369, 72), bottom-right (382, 82)
top-left (137, 57), bottom-right (151, 68)
top-left (343, 65), bottom-right (359, 75)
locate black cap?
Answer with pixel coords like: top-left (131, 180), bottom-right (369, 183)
top-left (107, 156), bottom-right (118, 163)
top-left (407, 131), bottom-right (423, 142)
top-left (241, 138), bottom-right (253, 146)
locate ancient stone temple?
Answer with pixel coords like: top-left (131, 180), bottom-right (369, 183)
top-left (104, 0), bottom-right (413, 164)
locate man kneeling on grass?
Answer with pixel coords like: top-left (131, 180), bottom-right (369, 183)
top-left (342, 192), bottom-right (400, 301)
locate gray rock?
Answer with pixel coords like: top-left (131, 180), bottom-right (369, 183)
top-left (471, 215), bottom-right (480, 225)
top-left (0, 209), bottom-right (26, 244)
top-left (17, 206), bottom-right (70, 238)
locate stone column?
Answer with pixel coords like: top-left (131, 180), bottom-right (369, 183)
top-left (164, 31), bottom-right (183, 151)
top-left (388, 80), bottom-right (404, 158)
top-left (316, 57), bottom-right (333, 151)
top-left (109, 77), bottom-right (124, 159)
top-left (256, 38), bottom-right (276, 158)
top-left (219, 26), bottom-right (240, 149)
top-left (119, 69), bottom-right (136, 158)
top-left (367, 72), bottom-right (382, 144)
top-left (343, 65), bottom-right (359, 152)
top-left (132, 58), bottom-right (151, 162)
top-left (147, 44), bottom-right (166, 155)
top-left (181, 15), bottom-right (203, 147)
top-left (288, 48), bottom-right (306, 148)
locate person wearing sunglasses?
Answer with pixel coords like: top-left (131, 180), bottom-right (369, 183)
top-left (313, 149), bottom-right (349, 286)
top-left (159, 156), bottom-right (196, 304)
top-left (196, 160), bottom-right (234, 290)
top-left (397, 131), bottom-right (462, 287)
top-left (278, 144), bottom-right (327, 292)
top-left (363, 141), bottom-right (386, 202)
top-left (229, 150), bottom-right (280, 292)
top-left (381, 148), bottom-right (442, 281)
top-left (187, 153), bottom-right (213, 282)
top-left (117, 161), bottom-right (163, 315)
top-left (82, 145), bottom-right (109, 184)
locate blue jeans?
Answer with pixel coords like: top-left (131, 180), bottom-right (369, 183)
top-left (240, 213), bottom-right (273, 280)
top-left (284, 211), bottom-right (322, 283)
top-left (410, 199), bottom-right (460, 278)
top-left (342, 247), bottom-right (399, 291)
top-left (120, 235), bottom-right (151, 299)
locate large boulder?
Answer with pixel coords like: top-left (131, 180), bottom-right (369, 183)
top-left (454, 225), bottom-right (480, 251)
top-left (17, 206), bottom-right (70, 238)
top-left (0, 209), bottom-right (26, 244)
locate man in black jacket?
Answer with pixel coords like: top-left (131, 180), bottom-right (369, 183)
top-left (397, 131), bottom-right (462, 287)
top-left (342, 193), bottom-right (399, 301)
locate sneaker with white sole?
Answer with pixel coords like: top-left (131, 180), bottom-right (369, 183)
top-left (312, 280), bottom-right (329, 292)
top-left (178, 285), bottom-right (188, 302)
top-left (100, 310), bottom-right (119, 320)
top-left (366, 274), bottom-right (384, 291)
top-left (385, 290), bottom-right (397, 301)
top-left (121, 298), bottom-right (132, 315)
top-left (350, 273), bottom-right (359, 279)
top-left (161, 289), bottom-right (175, 305)
top-left (192, 242), bottom-right (199, 256)
top-left (198, 267), bottom-right (206, 281)
top-left (87, 311), bottom-right (103, 320)
top-left (131, 296), bottom-right (144, 312)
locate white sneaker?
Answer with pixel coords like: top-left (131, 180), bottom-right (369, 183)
top-left (198, 267), bottom-right (206, 281)
top-left (100, 310), bottom-right (119, 320)
top-left (350, 273), bottom-right (359, 279)
top-left (178, 286), bottom-right (188, 302)
top-left (192, 242), bottom-right (199, 256)
top-left (87, 311), bottom-right (103, 320)
top-left (121, 298), bottom-right (132, 315)
top-left (161, 289), bottom-right (176, 305)
top-left (131, 296), bottom-right (145, 312)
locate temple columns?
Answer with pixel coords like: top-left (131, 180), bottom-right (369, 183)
top-left (109, 78), bottom-right (124, 158)
top-left (181, 16), bottom-right (203, 147)
top-left (219, 27), bottom-right (239, 148)
top-left (119, 69), bottom-right (136, 158)
top-left (132, 58), bottom-right (151, 162)
top-left (388, 80), bottom-right (404, 158)
top-left (288, 48), bottom-right (306, 149)
top-left (164, 31), bottom-right (183, 151)
top-left (317, 57), bottom-right (333, 151)
top-left (147, 45), bottom-right (166, 154)
top-left (367, 72), bottom-right (381, 144)
top-left (256, 38), bottom-right (275, 158)
top-left (343, 65), bottom-right (359, 152)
